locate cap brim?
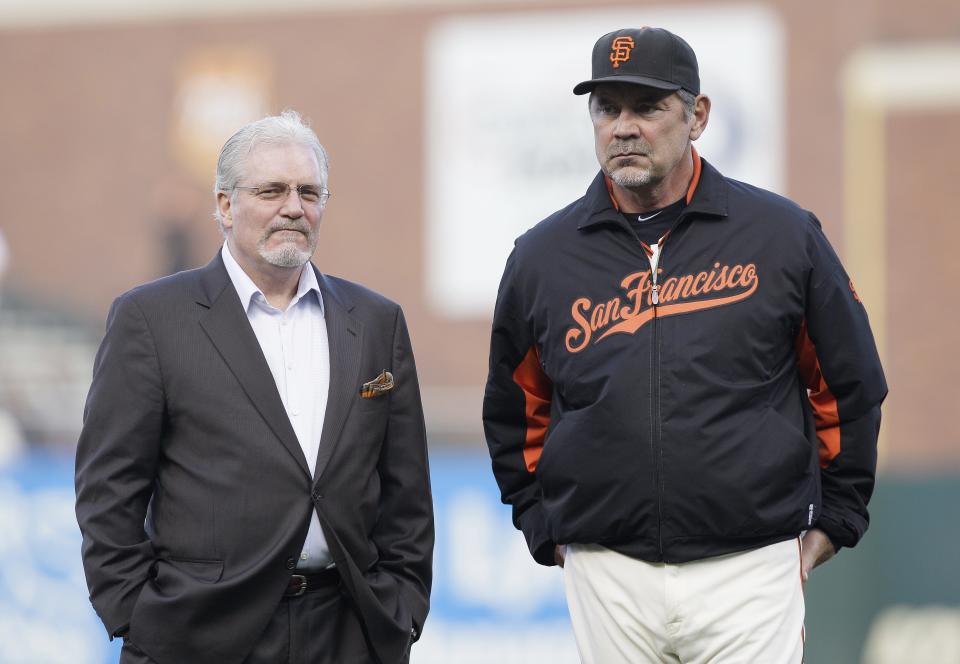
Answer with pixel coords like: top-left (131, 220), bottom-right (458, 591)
top-left (573, 75), bottom-right (682, 96)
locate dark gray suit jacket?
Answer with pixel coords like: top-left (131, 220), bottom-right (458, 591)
top-left (75, 254), bottom-right (434, 664)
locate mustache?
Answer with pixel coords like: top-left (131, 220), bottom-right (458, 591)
top-left (607, 141), bottom-right (652, 158)
top-left (266, 222), bottom-right (311, 235)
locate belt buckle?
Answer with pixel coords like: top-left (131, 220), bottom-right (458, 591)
top-left (290, 574), bottom-right (307, 597)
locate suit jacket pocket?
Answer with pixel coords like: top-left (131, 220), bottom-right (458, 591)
top-left (165, 557), bottom-right (224, 584)
top-left (354, 391), bottom-right (390, 414)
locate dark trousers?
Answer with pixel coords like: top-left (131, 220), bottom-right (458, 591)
top-left (120, 582), bottom-right (379, 664)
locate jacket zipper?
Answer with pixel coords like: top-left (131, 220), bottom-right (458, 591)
top-left (640, 234), bottom-right (667, 559)
top-left (651, 259), bottom-right (663, 558)
top-left (641, 220), bottom-right (685, 559)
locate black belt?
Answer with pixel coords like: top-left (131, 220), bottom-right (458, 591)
top-left (284, 568), bottom-right (340, 597)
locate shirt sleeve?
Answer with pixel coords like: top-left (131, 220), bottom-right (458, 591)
top-left (482, 247), bottom-right (557, 566)
top-left (797, 213), bottom-right (888, 549)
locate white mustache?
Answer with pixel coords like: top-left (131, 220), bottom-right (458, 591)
top-left (268, 224), bottom-right (309, 235)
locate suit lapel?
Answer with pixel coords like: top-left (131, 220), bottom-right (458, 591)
top-left (195, 254), bottom-right (311, 477)
top-left (314, 270), bottom-right (363, 483)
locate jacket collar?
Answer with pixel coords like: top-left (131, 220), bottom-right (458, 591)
top-left (577, 147), bottom-right (729, 231)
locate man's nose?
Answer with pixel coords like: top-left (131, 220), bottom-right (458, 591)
top-left (280, 187), bottom-right (305, 217)
top-left (612, 110), bottom-right (641, 138)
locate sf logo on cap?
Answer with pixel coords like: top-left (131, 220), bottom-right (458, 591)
top-left (610, 36), bottom-right (635, 68)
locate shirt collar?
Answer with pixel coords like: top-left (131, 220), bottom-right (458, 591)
top-left (577, 147), bottom-right (728, 231)
top-left (220, 243), bottom-right (324, 315)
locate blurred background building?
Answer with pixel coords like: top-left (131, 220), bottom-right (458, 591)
top-left (0, 0), bottom-right (957, 662)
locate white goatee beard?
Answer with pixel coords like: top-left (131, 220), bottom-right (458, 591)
top-left (605, 139), bottom-right (656, 189)
top-left (257, 227), bottom-right (318, 268)
top-left (259, 245), bottom-right (312, 268)
top-left (610, 168), bottom-right (654, 188)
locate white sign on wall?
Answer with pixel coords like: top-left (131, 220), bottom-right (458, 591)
top-left (424, 5), bottom-right (785, 318)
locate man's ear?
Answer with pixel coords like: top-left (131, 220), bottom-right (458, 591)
top-left (689, 94), bottom-right (711, 141)
top-left (216, 191), bottom-right (233, 230)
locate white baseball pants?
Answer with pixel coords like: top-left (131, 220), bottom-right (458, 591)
top-left (563, 538), bottom-right (805, 663)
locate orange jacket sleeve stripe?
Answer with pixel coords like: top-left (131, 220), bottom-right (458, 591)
top-left (512, 346), bottom-right (553, 472)
top-left (795, 320), bottom-right (841, 468)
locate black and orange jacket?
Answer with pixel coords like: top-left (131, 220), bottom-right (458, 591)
top-left (483, 153), bottom-right (887, 566)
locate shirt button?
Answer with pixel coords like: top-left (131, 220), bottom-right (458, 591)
top-left (285, 557), bottom-right (296, 570)
top-left (300, 553), bottom-right (308, 560)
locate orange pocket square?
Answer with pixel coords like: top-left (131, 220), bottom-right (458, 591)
top-left (360, 370), bottom-right (395, 398)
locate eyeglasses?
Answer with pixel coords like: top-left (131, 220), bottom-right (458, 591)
top-left (233, 182), bottom-right (331, 205)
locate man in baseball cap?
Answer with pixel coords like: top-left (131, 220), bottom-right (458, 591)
top-left (484, 27), bottom-right (885, 663)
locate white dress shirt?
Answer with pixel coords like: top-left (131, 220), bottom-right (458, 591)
top-left (221, 244), bottom-right (332, 570)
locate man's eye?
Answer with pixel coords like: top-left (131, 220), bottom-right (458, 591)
top-left (257, 185), bottom-right (286, 199)
top-left (298, 187), bottom-right (321, 202)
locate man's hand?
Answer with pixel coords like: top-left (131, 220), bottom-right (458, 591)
top-left (800, 528), bottom-right (836, 582)
top-left (554, 544), bottom-right (566, 568)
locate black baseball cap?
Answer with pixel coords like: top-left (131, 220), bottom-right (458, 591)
top-left (573, 27), bottom-right (700, 96)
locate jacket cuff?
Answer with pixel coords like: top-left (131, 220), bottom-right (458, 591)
top-left (814, 512), bottom-right (862, 550)
top-left (518, 502), bottom-right (556, 566)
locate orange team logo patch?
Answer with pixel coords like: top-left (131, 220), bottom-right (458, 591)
top-left (610, 36), bottom-right (635, 69)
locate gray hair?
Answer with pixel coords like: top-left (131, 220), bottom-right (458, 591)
top-left (213, 109), bottom-right (329, 230)
top-left (676, 89), bottom-right (697, 121)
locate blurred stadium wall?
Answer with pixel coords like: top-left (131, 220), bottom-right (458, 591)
top-left (0, 0), bottom-right (957, 662)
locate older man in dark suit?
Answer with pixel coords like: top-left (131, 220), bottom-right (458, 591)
top-left (75, 110), bottom-right (433, 664)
